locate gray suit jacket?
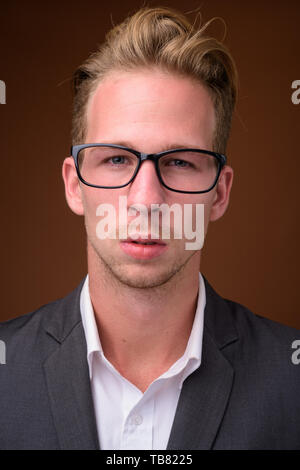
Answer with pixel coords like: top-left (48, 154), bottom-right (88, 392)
top-left (0, 278), bottom-right (299, 450)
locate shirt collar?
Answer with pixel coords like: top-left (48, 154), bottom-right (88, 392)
top-left (80, 274), bottom-right (103, 378)
top-left (80, 273), bottom-right (205, 385)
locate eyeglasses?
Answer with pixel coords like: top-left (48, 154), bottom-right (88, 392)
top-left (71, 144), bottom-right (226, 194)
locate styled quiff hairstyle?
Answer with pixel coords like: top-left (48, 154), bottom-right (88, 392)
top-left (72, 6), bottom-right (238, 153)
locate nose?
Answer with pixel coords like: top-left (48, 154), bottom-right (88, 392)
top-left (126, 159), bottom-right (166, 210)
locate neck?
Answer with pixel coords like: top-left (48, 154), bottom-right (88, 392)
top-left (87, 242), bottom-right (201, 391)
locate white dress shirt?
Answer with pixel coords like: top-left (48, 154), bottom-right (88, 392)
top-left (80, 272), bottom-right (206, 450)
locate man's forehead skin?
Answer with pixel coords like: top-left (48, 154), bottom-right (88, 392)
top-left (85, 69), bottom-right (216, 151)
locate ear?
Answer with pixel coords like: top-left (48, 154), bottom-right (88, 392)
top-left (62, 157), bottom-right (84, 215)
top-left (209, 165), bottom-right (233, 222)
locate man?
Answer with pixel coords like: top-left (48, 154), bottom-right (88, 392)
top-left (0, 7), bottom-right (299, 450)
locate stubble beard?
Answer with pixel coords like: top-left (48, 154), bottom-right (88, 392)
top-left (89, 237), bottom-right (197, 292)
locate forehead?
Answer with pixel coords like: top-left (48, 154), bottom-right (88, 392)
top-left (85, 68), bottom-right (216, 150)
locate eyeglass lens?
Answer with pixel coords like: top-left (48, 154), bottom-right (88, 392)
top-left (78, 146), bottom-right (219, 191)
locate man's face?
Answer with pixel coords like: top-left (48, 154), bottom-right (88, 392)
top-left (63, 68), bottom-right (232, 289)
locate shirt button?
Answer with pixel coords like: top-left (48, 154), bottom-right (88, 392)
top-left (132, 415), bottom-right (143, 425)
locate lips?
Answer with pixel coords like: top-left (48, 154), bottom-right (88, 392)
top-left (125, 237), bottom-right (166, 245)
top-left (120, 236), bottom-right (168, 260)
top-left (131, 240), bottom-right (157, 245)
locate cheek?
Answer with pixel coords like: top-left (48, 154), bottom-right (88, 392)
top-left (171, 197), bottom-right (212, 241)
top-left (193, 196), bottom-right (215, 236)
top-left (204, 202), bottom-right (213, 227)
top-left (82, 190), bottom-right (124, 243)
top-left (203, 190), bottom-right (217, 220)
top-left (81, 188), bottom-right (115, 215)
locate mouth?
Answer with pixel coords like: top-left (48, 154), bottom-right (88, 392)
top-left (124, 233), bottom-right (166, 245)
top-left (125, 236), bottom-right (166, 246)
top-left (120, 237), bottom-right (168, 259)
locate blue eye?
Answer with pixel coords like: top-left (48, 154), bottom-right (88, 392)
top-left (174, 160), bottom-right (189, 167)
top-left (166, 159), bottom-right (192, 168)
top-left (110, 156), bottom-right (126, 164)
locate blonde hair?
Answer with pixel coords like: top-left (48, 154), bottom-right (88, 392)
top-left (72, 6), bottom-right (238, 153)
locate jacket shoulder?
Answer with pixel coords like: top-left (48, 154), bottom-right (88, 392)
top-left (203, 278), bottom-right (300, 376)
top-left (0, 279), bottom-right (85, 363)
top-left (204, 277), bottom-right (300, 343)
top-left (224, 296), bottom-right (300, 344)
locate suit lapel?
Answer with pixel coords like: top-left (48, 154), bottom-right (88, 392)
top-left (167, 278), bottom-right (238, 450)
top-left (42, 277), bottom-right (238, 450)
top-left (43, 281), bottom-right (100, 450)
top-left (167, 330), bottom-right (234, 449)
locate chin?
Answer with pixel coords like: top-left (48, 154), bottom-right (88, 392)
top-left (111, 270), bottom-right (176, 289)
top-left (96, 250), bottom-right (197, 291)
top-left (89, 237), bottom-right (198, 289)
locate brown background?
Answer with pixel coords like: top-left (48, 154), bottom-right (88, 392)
top-left (0, 0), bottom-right (299, 328)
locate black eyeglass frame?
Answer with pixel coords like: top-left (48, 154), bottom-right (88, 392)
top-left (71, 143), bottom-right (227, 194)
